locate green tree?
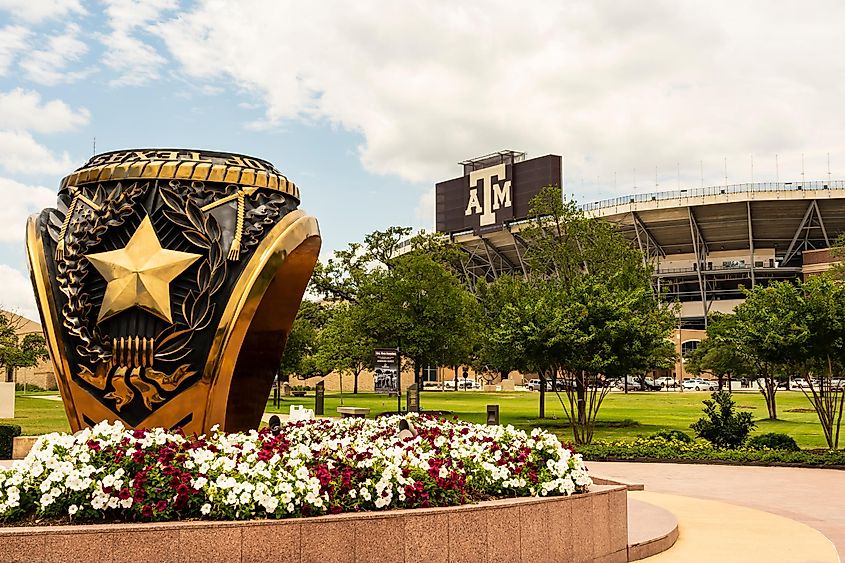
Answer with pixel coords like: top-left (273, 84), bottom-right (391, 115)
top-left (357, 250), bottom-right (478, 390)
top-left (731, 282), bottom-right (809, 420)
top-left (278, 300), bottom-right (325, 382)
top-left (685, 313), bottom-right (754, 390)
top-left (314, 303), bottom-right (376, 394)
top-left (500, 185), bottom-right (671, 429)
top-left (0, 312), bottom-right (48, 379)
top-left (799, 275), bottom-right (845, 449)
top-left (312, 227), bottom-right (478, 396)
top-left (473, 275), bottom-right (531, 382)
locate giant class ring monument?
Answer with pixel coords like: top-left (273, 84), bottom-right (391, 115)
top-left (25, 149), bottom-right (321, 434)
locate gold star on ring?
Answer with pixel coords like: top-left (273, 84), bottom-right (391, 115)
top-left (86, 216), bottom-right (201, 324)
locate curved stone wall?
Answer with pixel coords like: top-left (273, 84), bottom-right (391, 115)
top-left (0, 485), bottom-right (627, 563)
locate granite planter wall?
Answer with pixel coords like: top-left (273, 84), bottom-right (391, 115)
top-left (0, 484), bottom-right (627, 563)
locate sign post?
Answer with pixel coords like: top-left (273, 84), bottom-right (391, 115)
top-left (314, 380), bottom-right (325, 416)
top-left (406, 383), bottom-right (420, 413)
top-left (374, 348), bottom-right (401, 413)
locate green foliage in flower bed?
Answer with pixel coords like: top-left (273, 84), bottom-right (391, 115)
top-left (579, 436), bottom-right (845, 467)
top-left (746, 432), bottom-right (800, 452)
top-left (0, 423), bottom-right (21, 459)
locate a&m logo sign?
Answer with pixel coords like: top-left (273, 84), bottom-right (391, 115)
top-left (464, 163), bottom-right (512, 227)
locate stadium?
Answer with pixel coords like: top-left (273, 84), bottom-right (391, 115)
top-left (436, 151), bottom-right (845, 381)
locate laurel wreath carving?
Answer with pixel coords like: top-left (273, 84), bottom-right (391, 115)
top-left (56, 182), bottom-right (146, 363)
top-left (153, 183), bottom-right (227, 363)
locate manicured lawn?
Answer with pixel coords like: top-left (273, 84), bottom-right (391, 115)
top-left (266, 389), bottom-right (835, 449)
top-left (2, 390), bottom-right (836, 450)
top-left (1, 394), bottom-right (70, 435)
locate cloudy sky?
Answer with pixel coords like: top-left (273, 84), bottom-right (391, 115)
top-left (1, 0), bottom-right (844, 319)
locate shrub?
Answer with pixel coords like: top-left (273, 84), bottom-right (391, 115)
top-left (0, 423), bottom-right (22, 459)
top-left (649, 430), bottom-right (692, 443)
top-left (746, 433), bottom-right (800, 452)
top-left (690, 391), bottom-right (756, 449)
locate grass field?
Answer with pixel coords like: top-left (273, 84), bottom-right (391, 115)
top-left (1, 390), bottom-right (836, 449)
top-left (266, 389), bottom-right (835, 449)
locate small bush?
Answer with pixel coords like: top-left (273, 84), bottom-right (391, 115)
top-left (14, 383), bottom-right (45, 392)
top-left (690, 391), bottom-right (756, 449)
top-left (0, 423), bottom-right (22, 459)
top-left (746, 433), bottom-right (800, 452)
top-left (649, 430), bottom-right (693, 443)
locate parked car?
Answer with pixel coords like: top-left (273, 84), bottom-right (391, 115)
top-left (655, 376), bottom-right (678, 389)
top-left (456, 379), bottom-right (481, 390)
top-left (526, 379), bottom-right (552, 391)
top-left (682, 378), bottom-right (717, 391)
top-left (615, 376), bottom-right (660, 391)
top-left (790, 377), bottom-right (810, 389)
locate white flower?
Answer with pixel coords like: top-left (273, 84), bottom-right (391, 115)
top-left (201, 503), bottom-right (212, 515)
top-left (68, 504), bottom-right (78, 516)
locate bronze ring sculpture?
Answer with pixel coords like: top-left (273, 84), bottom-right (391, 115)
top-left (26, 149), bottom-right (321, 434)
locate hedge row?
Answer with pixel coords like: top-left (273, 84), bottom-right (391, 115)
top-left (578, 436), bottom-right (845, 468)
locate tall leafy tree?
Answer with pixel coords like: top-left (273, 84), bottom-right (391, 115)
top-left (357, 250), bottom-right (479, 389)
top-left (799, 275), bottom-right (845, 449)
top-left (314, 303), bottom-right (376, 394)
top-left (731, 282), bottom-right (809, 420)
top-left (685, 313), bottom-right (754, 390)
top-left (311, 227), bottom-right (477, 395)
top-left (503, 185), bottom-right (672, 427)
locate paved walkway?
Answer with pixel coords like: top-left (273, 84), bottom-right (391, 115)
top-left (631, 490), bottom-right (839, 562)
top-left (588, 461), bottom-right (845, 559)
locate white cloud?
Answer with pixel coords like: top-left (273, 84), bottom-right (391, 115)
top-left (99, 0), bottom-right (177, 86)
top-left (0, 24), bottom-right (29, 75)
top-left (19, 23), bottom-right (90, 85)
top-left (0, 89), bottom-right (90, 132)
top-left (0, 265), bottom-right (39, 321)
top-left (0, 177), bottom-right (54, 243)
top-left (0, 131), bottom-right (73, 175)
top-left (0, 0), bottom-right (85, 23)
top-left (414, 188), bottom-right (435, 231)
top-left (155, 1), bottom-right (845, 200)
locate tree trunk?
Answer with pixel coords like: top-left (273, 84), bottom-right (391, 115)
top-left (353, 369), bottom-right (360, 394)
top-left (414, 362), bottom-right (422, 388)
top-left (454, 366), bottom-right (458, 392)
top-left (576, 371), bottom-right (587, 427)
top-left (727, 372), bottom-right (732, 393)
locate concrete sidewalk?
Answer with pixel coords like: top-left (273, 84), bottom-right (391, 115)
top-left (588, 461), bottom-right (845, 559)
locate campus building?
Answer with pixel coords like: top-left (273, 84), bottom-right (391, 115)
top-left (1, 311), bottom-right (56, 390)
top-left (433, 151), bottom-right (845, 383)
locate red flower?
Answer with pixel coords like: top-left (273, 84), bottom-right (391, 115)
top-left (156, 500), bottom-right (168, 512)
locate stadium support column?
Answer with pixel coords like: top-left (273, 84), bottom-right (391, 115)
top-left (747, 201), bottom-right (756, 287)
top-left (688, 207), bottom-right (709, 326)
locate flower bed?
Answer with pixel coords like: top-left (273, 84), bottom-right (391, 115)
top-left (0, 415), bottom-right (591, 524)
top-left (580, 436), bottom-right (845, 468)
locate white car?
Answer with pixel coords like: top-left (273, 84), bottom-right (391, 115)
top-left (526, 379), bottom-right (551, 391)
top-left (682, 378), bottom-right (717, 391)
top-left (655, 376), bottom-right (677, 388)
